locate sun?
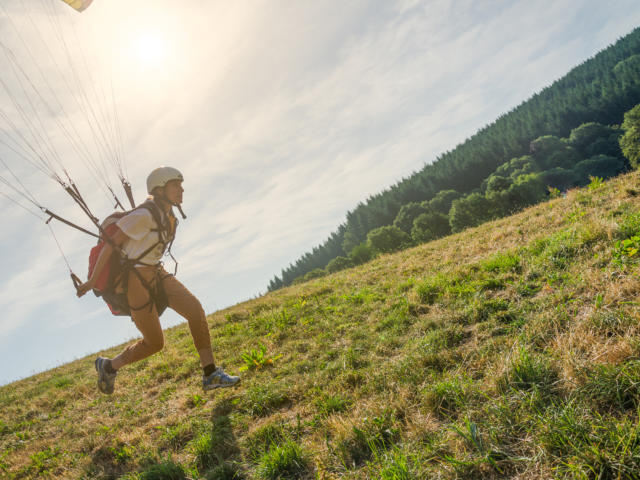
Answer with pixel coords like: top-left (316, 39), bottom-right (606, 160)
top-left (134, 31), bottom-right (167, 67)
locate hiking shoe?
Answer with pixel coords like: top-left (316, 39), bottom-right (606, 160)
top-left (95, 357), bottom-right (117, 394)
top-left (203, 367), bottom-right (240, 391)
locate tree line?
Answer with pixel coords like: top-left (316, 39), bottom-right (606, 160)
top-left (268, 27), bottom-right (640, 291)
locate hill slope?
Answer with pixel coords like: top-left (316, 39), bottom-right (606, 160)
top-left (3, 171), bottom-right (640, 479)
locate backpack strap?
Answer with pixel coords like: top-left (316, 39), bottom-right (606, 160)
top-left (137, 200), bottom-right (177, 255)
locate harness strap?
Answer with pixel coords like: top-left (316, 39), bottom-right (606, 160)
top-left (109, 200), bottom-right (178, 314)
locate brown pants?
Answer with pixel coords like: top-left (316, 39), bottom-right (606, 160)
top-left (111, 266), bottom-right (213, 370)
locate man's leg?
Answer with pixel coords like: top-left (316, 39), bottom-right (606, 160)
top-left (111, 268), bottom-right (165, 370)
top-left (161, 272), bottom-right (212, 367)
top-left (162, 272), bottom-right (239, 389)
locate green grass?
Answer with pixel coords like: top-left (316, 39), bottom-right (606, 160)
top-left (4, 171), bottom-right (640, 478)
top-left (256, 441), bottom-right (308, 479)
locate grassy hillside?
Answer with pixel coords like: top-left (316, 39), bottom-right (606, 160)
top-left (4, 171), bottom-right (640, 479)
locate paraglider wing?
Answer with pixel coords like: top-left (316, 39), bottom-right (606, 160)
top-left (60, 0), bottom-right (94, 12)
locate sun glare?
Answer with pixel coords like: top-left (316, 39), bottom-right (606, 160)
top-left (134, 32), bottom-right (167, 66)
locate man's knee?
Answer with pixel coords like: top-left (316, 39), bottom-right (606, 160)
top-left (145, 334), bottom-right (165, 354)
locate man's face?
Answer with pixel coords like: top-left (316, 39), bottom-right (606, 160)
top-left (163, 179), bottom-right (184, 205)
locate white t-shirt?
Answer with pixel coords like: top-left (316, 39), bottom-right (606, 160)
top-left (116, 207), bottom-right (170, 266)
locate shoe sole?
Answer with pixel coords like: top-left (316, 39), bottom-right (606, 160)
top-left (95, 358), bottom-right (115, 395)
top-left (203, 379), bottom-right (241, 391)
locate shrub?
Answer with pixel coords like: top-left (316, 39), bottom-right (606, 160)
top-left (586, 133), bottom-right (623, 158)
top-left (411, 212), bottom-right (451, 243)
top-left (367, 226), bottom-right (411, 254)
top-left (540, 167), bottom-right (576, 190)
top-left (485, 174), bottom-right (513, 193)
top-left (326, 256), bottom-right (354, 273)
top-left (497, 173), bottom-right (547, 213)
top-left (427, 189), bottom-right (461, 214)
top-left (568, 122), bottom-right (617, 154)
top-left (393, 202), bottom-right (430, 233)
top-left (303, 268), bottom-right (326, 281)
top-left (530, 135), bottom-right (580, 169)
top-left (349, 242), bottom-right (374, 264)
top-left (573, 155), bottom-right (626, 185)
top-left (449, 193), bottom-right (496, 233)
top-left (620, 103), bottom-right (640, 168)
top-left (494, 155), bottom-right (539, 178)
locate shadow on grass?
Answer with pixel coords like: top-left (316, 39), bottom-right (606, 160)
top-left (194, 396), bottom-right (245, 479)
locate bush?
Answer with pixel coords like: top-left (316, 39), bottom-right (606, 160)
top-left (573, 155), bottom-right (626, 185)
top-left (326, 256), bottom-right (354, 273)
top-left (367, 226), bottom-right (411, 254)
top-left (494, 155), bottom-right (539, 178)
top-left (449, 193), bottom-right (496, 233)
top-left (530, 135), bottom-right (579, 169)
top-left (586, 133), bottom-right (623, 158)
top-left (485, 174), bottom-right (513, 193)
top-left (569, 122), bottom-right (617, 154)
top-left (507, 173), bottom-right (548, 208)
top-left (303, 268), bottom-right (326, 281)
top-left (540, 167), bottom-right (577, 190)
top-left (426, 189), bottom-right (461, 215)
top-left (620, 103), bottom-right (640, 168)
top-left (411, 212), bottom-right (451, 243)
top-left (393, 202), bottom-right (430, 233)
top-left (349, 242), bottom-right (374, 265)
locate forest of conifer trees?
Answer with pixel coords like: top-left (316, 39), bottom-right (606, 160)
top-left (268, 26), bottom-right (640, 291)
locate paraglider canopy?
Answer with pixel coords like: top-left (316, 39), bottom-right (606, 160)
top-left (61, 0), bottom-right (94, 13)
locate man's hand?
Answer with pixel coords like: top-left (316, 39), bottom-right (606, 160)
top-left (76, 279), bottom-right (95, 298)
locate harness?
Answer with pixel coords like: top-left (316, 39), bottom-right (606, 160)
top-left (93, 200), bottom-right (178, 316)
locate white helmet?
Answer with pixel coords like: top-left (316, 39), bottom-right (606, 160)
top-left (146, 166), bottom-right (184, 194)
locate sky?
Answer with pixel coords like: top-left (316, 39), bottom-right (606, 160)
top-left (1, 0), bottom-right (640, 386)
